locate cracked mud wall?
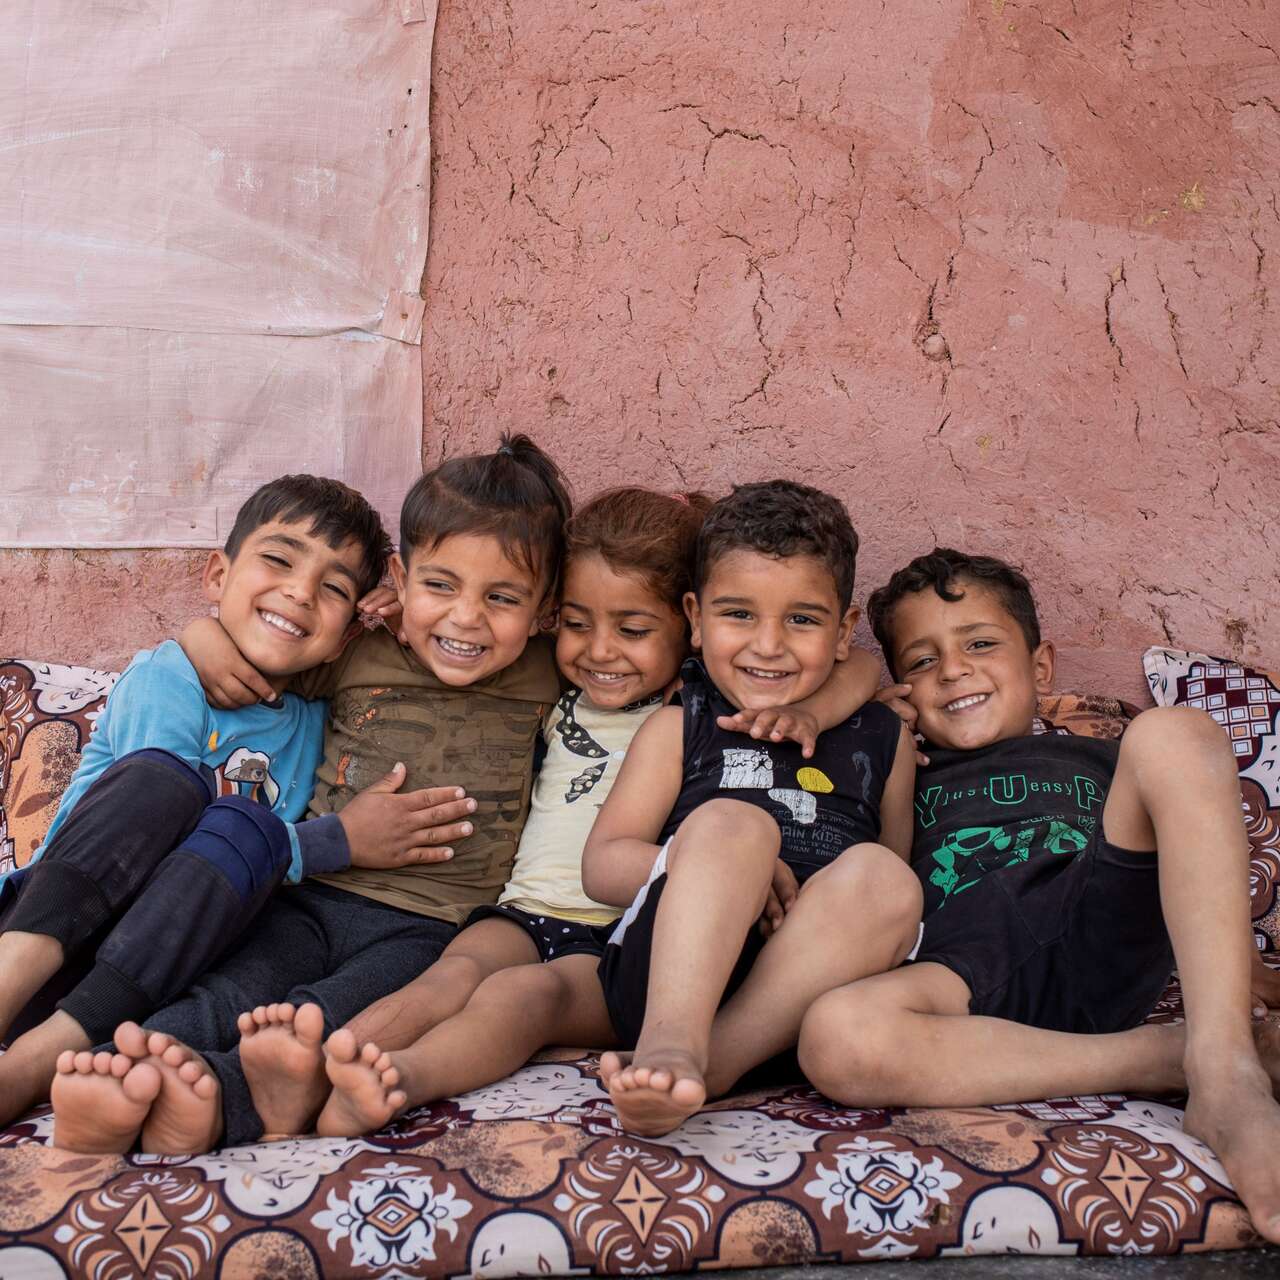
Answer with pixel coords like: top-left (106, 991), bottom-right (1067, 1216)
top-left (3, 1), bottom-right (1277, 700)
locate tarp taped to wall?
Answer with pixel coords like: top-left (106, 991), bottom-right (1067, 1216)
top-left (0, 0), bottom-right (435, 546)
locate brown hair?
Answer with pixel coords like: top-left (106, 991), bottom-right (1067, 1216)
top-left (399, 433), bottom-right (572, 599)
top-left (565, 488), bottom-right (714, 614)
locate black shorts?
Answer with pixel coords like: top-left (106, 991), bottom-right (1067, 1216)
top-left (914, 825), bottom-right (1172, 1034)
top-left (597, 843), bottom-right (766, 1048)
top-left (466, 903), bottom-right (610, 963)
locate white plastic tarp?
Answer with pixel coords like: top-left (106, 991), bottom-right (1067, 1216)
top-left (0, 0), bottom-right (435, 546)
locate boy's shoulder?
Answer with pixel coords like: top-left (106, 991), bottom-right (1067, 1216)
top-left (113, 639), bottom-right (206, 700)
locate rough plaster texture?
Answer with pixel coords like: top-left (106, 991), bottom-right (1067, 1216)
top-left (3, 1), bottom-right (1277, 702)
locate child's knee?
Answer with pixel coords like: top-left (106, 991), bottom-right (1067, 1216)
top-left (798, 987), bottom-right (896, 1102)
top-left (1123, 705), bottom-right (1230, 767)
top-left (670, 799), bottom-right (781, 865)
top-left (473, 965), bottom-right (565, 1019)
top-left (812, 845), bottom-right (922, 923)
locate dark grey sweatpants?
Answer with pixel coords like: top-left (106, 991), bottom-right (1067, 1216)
top-left (136, 882), bottom-right (456, 1145)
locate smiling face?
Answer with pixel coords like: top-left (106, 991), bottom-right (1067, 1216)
top-left (889, 579), bottom-right (1056, 750)
top-left (391, 531), bottom-right (544, 686)
top-left (555, 553), bottom-right (688, 708)
top-left (203, 519), bottom-right (364, 678)
top-left (686, 549), bottom-right (856, 711)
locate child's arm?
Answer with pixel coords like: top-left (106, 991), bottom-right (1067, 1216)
top-left (581, 705), bottom-right (685, 907)
top-left (716, 646), bottom-right (881, 757)
top-left (179, 616), bottom-right (279, 707)
top-left (876, 721), bottom-right (917, 860)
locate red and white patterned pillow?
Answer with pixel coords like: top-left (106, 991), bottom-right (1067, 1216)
top-left (1144, 647), bottom-right (1280, 955)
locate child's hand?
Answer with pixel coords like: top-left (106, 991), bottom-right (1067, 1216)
top-left (358, 586), bottom-right (407, 643)
top-left (758, 858), bottom-right (799, 937)
top-left (339, 764), bottom-right (477, 868)
top-left (179, 617), bottom-right (279, 708)
top-left (718, 706), bottom-right (823, 758)
top-left (874, 683), bottom-right (930, 766)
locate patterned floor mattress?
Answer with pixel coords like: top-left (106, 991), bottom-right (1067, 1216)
top-left (0, 986), bottom-right (1265, 1279)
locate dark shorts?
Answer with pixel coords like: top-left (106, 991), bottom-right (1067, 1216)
top-left (597, 843), bottom-right (766, 1048)
top-left (467, 903), bottom-right (610, 963)
top-left (914, 825), bottom-right (1172, 1034)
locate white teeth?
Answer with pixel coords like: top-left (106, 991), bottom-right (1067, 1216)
top-left (586, 671), bottom-right (627, 682)
top-left (945, 693), bottom-right (989, 712)
top-left (437, 636), bottom-right (485, 657)
top-left (744, 668), bottom-right (787, 679)
top-left (261, 611), bottom-right (305, 637)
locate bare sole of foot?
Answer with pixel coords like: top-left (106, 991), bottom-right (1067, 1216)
top-left (1184, 1063), bottom-right (1280, 1244)
top-left (239, 1002), bottom-right (329, 1136)
top-left (112, 1021), bottom-right (222, 1153)
top-left (315, 1029), bottom-right (407, 1138)
top-left (598, 1049), bottom-right (633, 1090)
top-left (608, 1048), bottom-right (707, 1137)
top-left (50, 1050), bottom-right (161, 1153)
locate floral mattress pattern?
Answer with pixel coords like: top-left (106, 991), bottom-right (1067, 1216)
top-left (0, 659), bottom-right (1272, 1275)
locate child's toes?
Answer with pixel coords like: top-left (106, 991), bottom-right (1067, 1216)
top-left (325, 1029), bottom-right (359, 1064)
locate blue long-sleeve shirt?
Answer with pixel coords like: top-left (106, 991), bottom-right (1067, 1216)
top-left (20, 641), bottom-right (348, 883)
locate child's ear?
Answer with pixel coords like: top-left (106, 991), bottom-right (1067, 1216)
top-left (835, 604), bottom-right (859, 662)
top-left (388, 552), bottom-right (409, 599)
top-left (201, 550), bottom-right (231, 605)
top-left (683, 591), bottom-right (703, 650)
top-left (1031, 639), bottom-right (1056, 695)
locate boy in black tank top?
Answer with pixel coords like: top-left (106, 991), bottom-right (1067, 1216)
top-left (583, 482), bottom-right (919, 1136)
top-left (797, 548), bottom-right (1280, 1246)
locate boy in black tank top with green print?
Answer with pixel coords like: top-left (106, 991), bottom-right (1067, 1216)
top-left (798, 548), bottom-right (1280, 1246)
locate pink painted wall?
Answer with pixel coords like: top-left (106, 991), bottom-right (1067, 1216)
top-left (3, 1), bottom-right (1277, 702)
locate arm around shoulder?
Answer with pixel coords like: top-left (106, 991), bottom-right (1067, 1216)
top-left (877, 720), bottom-right (917, 861)
top-left (581, 704), bottom-right (685, 907)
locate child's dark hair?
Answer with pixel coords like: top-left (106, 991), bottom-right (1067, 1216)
top-left (565, 488), bottom-right (714, 615)
top-left (226, 474), bottom-right (391, 599)
top-left (868, 547), bottom-right (1042, 674)
top-left (694, 480), bottom-right (858, 612)
top-left (399, 434), bottom-right (572, 598)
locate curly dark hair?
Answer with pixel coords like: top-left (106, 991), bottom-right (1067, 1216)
top-left (867, 547), bottom-right (1041, 675)
top-left (694, 480), bottom-right (858, 611)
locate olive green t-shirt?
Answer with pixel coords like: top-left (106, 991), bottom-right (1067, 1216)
top-left (293, 628), bottom-right (559, 924)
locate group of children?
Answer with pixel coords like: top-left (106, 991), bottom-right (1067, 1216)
top-left (1, 435), bottom-right (1279, 1242)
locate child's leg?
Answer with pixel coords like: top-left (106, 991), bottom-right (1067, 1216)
top-left (701, 843), bottom-right (922, 1098)
top-left (317, 952), bottom-right (614, 1136)
top-left (0, 794), bottom-right (294, 1126)
top-left (601, 799), bottom-right (780, 1133)
top-left (799, 963), bottom-right (1187, 1105)
top-left (0, 750), bottom-right (209, 1037)
top-left (340, 916), bottom-right (540, 1050)
top-left (1102, 706), bottom-right (1280, 1241)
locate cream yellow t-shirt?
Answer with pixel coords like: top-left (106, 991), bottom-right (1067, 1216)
top-left (498, 688), bottom-right (661, 924)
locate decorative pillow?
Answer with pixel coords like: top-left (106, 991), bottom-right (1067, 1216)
top-left (1144, 647), bottom-right (1280, 954)
top-left (1036, 692), bottom-right (1137, 740)
top-left (0, 660), bottom-right (117, 876)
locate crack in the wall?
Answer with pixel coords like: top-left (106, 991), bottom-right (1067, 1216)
top-left (1154, 266), bottom-right (1190, 380)
top-left (1103, 261), bottom-right (1127, 368)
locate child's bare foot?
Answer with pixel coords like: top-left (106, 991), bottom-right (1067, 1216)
top-left (1184, 1058), bottom-right (1280, 1244)
top-left (112, 1020), bottom-right (222, 1153)
top-left (50, 1049), bottom-right (161, 1153)
top-left (239, 1002), bottom-right (328, 1136)
top-left (608, 1046), bottom-right (706, 1137)
top-left (315, 1029), bottom-right (408, 1137)
top-left (1252, 1017), bottom-right (1280, 1095)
